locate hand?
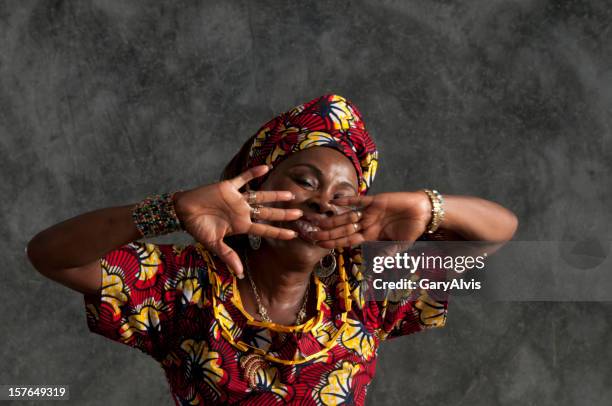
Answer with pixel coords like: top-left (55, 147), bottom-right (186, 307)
top-left (308, 191), bottom-right (432, 249)
top-left (174, 165), bottom-right (303, 278)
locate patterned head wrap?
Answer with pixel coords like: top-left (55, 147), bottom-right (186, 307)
top-left (242, 94), bottom-right (378, 195)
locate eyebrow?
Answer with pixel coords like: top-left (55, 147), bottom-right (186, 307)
top-left (290, 163), bottom-right (358, 193)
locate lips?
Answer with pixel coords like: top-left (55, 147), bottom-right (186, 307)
top-left (289, 219), bottom-right (321, 243)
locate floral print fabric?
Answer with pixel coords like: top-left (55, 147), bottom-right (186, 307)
top-left (84, 242), bottom-right (448, 405)
top-left (242, 94), bottom-right (379, 196)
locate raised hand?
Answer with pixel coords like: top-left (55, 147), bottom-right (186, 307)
top-left (308, 192), bottom-right (432, 249)
top-left (174, 165), bottom-right (303, 278)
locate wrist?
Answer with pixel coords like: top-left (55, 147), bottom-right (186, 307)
top-left (172, 191), bottom-right (189, 230)
top-left (414, 190), bottom-right (434, 222)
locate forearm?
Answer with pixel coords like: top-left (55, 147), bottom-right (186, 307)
top-left (436, 195), bottom-right (518, 242)
top-left (27, 204), bottom-right (142, 274)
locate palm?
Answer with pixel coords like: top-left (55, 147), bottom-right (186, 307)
top-left (183, 181), bottom-right (253, 244)
top-left (359, 193), bottom-right (429, 242)
top-left (173, 165), bottom-right (302, 278)
top-left (312, 191), bottom-right (431, 249)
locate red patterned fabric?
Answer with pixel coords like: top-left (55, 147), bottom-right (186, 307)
top-left (84, 242), bottom-right (448, 405)
top-left (243, 94), bottom-right (378, 195)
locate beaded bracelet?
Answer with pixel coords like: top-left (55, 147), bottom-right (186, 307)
top-left (422, 189), bottom-right (445, 234)
top-left (132, 192), bottom-right (183, 238)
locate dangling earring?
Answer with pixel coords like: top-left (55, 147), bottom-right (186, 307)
top-left (248, 234), bottom-right (261, 250)
top-left (316, 249), bottom-right (336, 278)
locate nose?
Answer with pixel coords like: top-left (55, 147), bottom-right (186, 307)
top-left (306, 193), bottom-right (337, 217)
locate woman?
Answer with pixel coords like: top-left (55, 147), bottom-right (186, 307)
top-left (27, 94), bottom-right (518, 405)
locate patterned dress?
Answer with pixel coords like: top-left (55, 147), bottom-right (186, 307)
top-left (83, 242), bottom-right (448, 405)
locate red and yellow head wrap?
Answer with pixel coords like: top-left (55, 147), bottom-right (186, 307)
top-left (242, 94), bottom-right (379, 195)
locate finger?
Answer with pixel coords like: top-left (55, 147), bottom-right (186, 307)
top-left (315, 233), bottom-right (365, 249)
top-left (207, 240), bottom-right (244, 279)
top-left (253, 207), bottom-right (303, 222)
top-left (243, 190), bottom-right (295, 204)
top-left (249, 222), bottom-right (298, 240)
top-left (356, 212), bottom-right (380, 230)
top-left (229, 164), bottom-right (270, 189)
top-left (308, 221), bottom-right (361, 241)
top-left (319, 208), bottom-right (380, 231)
top-left (316, 209), bottom-right (362, 229)
top-left (331, 195), bottom-right (374, 208)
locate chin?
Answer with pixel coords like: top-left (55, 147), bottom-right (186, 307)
top-left (264, 235), bottom-right (328, 264)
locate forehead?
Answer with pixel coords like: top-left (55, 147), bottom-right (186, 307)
top-left (277, 146), bottom-right (358, 182)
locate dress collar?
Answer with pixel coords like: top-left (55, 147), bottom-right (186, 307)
top-left (205, 247), bottom-right (352, 365)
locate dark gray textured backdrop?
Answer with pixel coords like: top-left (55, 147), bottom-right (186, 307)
top-left (2, 0), bottom-right (611, 405)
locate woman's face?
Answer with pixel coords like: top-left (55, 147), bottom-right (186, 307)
top-left (257, 146), bottom-right (359, 264)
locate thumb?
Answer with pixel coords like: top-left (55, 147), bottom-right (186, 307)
top-left (208, 240), bottom-right (244, 279)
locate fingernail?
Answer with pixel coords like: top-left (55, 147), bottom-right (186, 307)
top-left (267, 164), bottom-right (273, 170)
top-left (230, 267), bottom-right (241, 279)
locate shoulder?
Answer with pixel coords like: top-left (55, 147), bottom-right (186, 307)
top-left (99, 241), bottom-right (217, 293)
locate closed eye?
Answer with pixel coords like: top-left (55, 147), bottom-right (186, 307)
top-left (333, 193), bottom-right (354, 199)
top-left (295, 178), bottom-right (314, 188)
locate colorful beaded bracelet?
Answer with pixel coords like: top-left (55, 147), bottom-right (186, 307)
top-left (132, 192), bottom-right (183, 238)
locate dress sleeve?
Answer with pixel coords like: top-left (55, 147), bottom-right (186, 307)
top-left (375, 234), bottom-right (449, 340)
top-left (83, 242), bottom-right (207, 361)
top-left (344, 241), bottom-right (449, 342)
top-left (374, 278), bottom-right (449, 341)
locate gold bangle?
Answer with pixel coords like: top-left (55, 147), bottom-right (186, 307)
top-left (422, 189), bottom-right (445, 234)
